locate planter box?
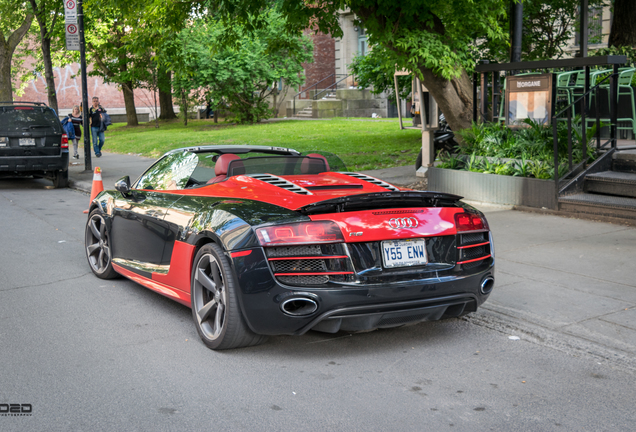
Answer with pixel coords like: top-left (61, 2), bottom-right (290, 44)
top-left (428, 167), bottom-right (557, 209)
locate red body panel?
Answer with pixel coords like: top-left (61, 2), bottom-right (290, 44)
top-left (112, 241), bottom-right (195, 307)
top-left (309, 207), bottom-right (463, 243)
top-left (152, 241), bottom-right (196, 294)
top-left (140, 173), bottom-right (393, 210)
top-left (113, 263), bottom-right (192, 307)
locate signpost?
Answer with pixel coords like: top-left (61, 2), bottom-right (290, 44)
top-left (65, 0), bottom-right (92, 171)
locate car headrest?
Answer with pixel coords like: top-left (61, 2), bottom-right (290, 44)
top-left (214, 154), bottom-right (241, 176)
top-left (301, 154), bottom-right (330, 174)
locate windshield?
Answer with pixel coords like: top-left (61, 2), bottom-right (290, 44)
top-left (133, 149), bottom-right (349, 191)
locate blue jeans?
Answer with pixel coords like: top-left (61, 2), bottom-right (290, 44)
top-left (91, 127), bottom-right (105, 155)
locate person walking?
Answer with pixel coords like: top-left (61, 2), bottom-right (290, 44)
top-left (89, 96), bottom-right (106, 157)
top-left (68, 105), bottom-right (82, 159)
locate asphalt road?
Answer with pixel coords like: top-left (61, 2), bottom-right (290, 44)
top-left (1, 178), bottom-right (635, 431)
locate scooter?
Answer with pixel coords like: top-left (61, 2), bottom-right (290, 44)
top-left (415, 114), bottom-right (459, 169)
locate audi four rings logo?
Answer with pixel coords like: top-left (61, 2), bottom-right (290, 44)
top-left (388, 217), bottom-right (419, 229)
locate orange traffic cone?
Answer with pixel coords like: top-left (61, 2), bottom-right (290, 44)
top-left (83, 167), bottom-right (104, 214)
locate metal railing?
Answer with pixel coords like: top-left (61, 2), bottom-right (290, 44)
top-left (551, 66), bottom-right (620, 200)
top-left (291, 74), bottom-right (350, 116)
top-left (313, 74), bottom-right (351, 100)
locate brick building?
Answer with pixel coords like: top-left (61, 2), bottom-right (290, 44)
top-left (15, 62), bottom-right (155, 119)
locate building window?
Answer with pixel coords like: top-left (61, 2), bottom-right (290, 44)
top-left (358, 28), bottom-right (368, 56)
top-left (575, 6), bottom-right (604, 46)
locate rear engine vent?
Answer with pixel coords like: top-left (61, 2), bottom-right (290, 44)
top-left (265, 244), bottom-right (353, 286)
top-left (457, 232), bottom-right (491, 268)
top-left (338, 172), bottom-right (400, 191)
top-left (277, 275), bottom-right (330, 286)
top-left (460, 232), bottom-right (487, 245)
top-left (266, 245), bottom-right (322, 257)
top-left (271, 259), bottom-right (327, 273)
top-left (248, 174), bottom-right (312, 195)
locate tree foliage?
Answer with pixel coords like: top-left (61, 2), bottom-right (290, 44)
top-left (0, 1), bottom-right (33, 101)
top-left (170, 10), bottom-right (313, 124)
top-left (485, 0), bottom-right (606, 62)
top-left (27, 0), bottom-right (67, 113)
top-left (349, 53), bottom-right (411, 100)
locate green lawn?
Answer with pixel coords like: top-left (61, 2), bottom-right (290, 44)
top-left (105, 118), bottom-right (422, 171)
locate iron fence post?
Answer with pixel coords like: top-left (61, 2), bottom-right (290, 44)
top-left (567, 109), bottom-right (572, 170)
top-left (553, 116), bottom-right (559, 204)
top-left (610, 64), bottom-right (619, 149)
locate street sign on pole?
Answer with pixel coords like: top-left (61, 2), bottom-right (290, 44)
top-left (64, 0), bottom-right (80, 51)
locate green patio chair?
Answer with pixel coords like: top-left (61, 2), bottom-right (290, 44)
top-left (570, 68), bottom-right (611, 108)
top-left (599, 67), bottom-right (636, 136)
top-left (555, 70), bottom-right (579, 117)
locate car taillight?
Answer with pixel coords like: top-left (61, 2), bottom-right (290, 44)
top-left (256, 221), bottom-right (344, 246)
top-left (454, 212), bottom-right (488, 232)
top-left (61, 133), bottom-right (68, 148)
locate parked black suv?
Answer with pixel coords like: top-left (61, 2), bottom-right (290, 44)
top-left (0, 101), bottom-right (69, 188)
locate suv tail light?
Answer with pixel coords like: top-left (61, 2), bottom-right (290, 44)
top-left (61, 133), bottom-right (68, 149)
top-left (256, 221), bottom-right (344, 246)
top-left (454, 212), bottom-right (488, 232)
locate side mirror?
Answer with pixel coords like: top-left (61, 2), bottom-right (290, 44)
top-left (115, 176), bottom-right (131, 194)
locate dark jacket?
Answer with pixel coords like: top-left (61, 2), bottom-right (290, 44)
top-left (99, 112), bottom-right (112, 132)
top-left (60, 117), bottom-right (76, 140)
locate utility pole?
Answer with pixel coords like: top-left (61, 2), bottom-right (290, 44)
top-left (579, 0), bottom-right (589, 57)
top-left (78, 0), bottom-right (91, 171)
top-left (510, 0), bottom-right (523, 64)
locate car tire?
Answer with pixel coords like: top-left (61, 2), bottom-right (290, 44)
top-left (85, 210), bottom-right (119, 279)
top-left (52, 170), bottom-right (68, 188)
top-left (191, 243), bottom-right (267, 350)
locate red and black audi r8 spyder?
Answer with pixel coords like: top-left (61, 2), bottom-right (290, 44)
top-left (85, 146), bottom-right (494, 350)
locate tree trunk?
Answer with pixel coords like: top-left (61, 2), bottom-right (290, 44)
top-left (0, 15), bottom-right (34, 102)
top-left (158, 69), bottom-right (176, 119)
top-left (419, 67), bottom-right (474, 133)
top-left (609, 0), bottom-right (636, 48)
top-left (39, 36), bottom-right (58, 113)
top-left (122, 82), bottom-right (139, 126)
top-left (181, 89), bottom-right (188, 126)
top-left (28, 0), bottom-right (61, 112)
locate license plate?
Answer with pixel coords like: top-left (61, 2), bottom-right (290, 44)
top-left (19, 138), bottom-right (35, 146)
top-left (381, 239), bottom-right (428, 268)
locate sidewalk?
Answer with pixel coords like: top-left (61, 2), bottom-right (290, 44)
top-left (69, 150), bottom-right (636, 367)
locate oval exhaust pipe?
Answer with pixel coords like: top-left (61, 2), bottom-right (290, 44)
top-left (480, 277), bottom-right (495, 295)
top-left (280, 297), bottom-right (319, 316)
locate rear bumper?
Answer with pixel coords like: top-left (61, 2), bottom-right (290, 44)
top-left (0, 151), bottom-right (69, 175)
top-left (232, 247), bottom-right (495, 336)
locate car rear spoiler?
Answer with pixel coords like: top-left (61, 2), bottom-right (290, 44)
top-left (299, 191), bottom-right (463, 215)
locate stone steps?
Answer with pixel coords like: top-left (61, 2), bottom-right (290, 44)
top-left (558, 149), bottom-right (636, 223)
top-left (559, 193), bottom-right (636, 221)
top-left (585, 171), bottom-right (636, 198)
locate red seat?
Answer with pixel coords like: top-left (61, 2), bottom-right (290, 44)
top-left (301, 154), bottom-right (330, 174)
top-left (207, 154), bottom-right (243, 184)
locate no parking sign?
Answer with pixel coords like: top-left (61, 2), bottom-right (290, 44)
top-left (64, 0), bottom-right (79, 50)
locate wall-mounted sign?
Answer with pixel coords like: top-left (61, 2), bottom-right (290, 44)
top-left (505, 74), bottom-right (553, 126)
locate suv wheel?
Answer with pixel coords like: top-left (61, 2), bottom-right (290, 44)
top-left (52, 170), bottom-right (68, 188)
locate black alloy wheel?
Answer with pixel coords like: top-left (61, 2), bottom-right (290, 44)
top-left (85, 210), bottom-right (119, 279)
top-left (190, 243), bottom-right (266, 350)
